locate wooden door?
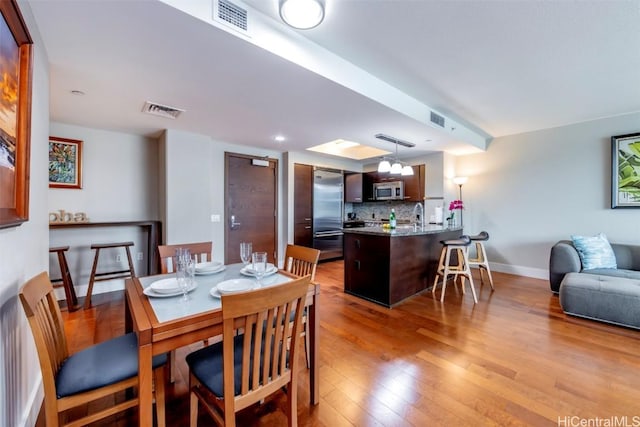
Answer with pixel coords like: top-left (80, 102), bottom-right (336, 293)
top-left (225, 153), bottom-right (278, 264)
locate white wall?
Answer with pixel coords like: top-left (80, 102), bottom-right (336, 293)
top-left (48, 123), bottom-right (159, 295)
top-left (162, 129), bottom-right (287, 263)
top-left (457, 112), bottom-right (640, 279)
top-left (162, 130), bottom-right (364, 267)
top-left (0, 1), bottom-right (50, 425)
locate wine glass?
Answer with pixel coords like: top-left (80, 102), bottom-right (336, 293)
top-left (240, 242), bottom-right (252, 266)
top-left (251, 251), bottom-right (267, 287)
top-left (175, 248), bottom-right (192, 302)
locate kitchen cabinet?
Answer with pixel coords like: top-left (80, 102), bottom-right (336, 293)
top-left (343, 227), bottom-right (460, 307)
top-left (294, 163), bottom-right (313, 247)
top-left (344, 173), bottom-right (363, 203)
top-left (361, 164), bottom-right (425, 202)
top-left (402, 164), bottom-right (425, 202)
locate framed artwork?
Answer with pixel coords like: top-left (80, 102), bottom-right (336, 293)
top-left (49, 137), bottom-right (83, 189)
top-left (611, 132), bottom-right (640, 208)
top-left (0, 0), bottom-right (33, 229)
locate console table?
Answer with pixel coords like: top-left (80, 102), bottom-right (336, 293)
top-left (49, 221), bottom-right (162, 275)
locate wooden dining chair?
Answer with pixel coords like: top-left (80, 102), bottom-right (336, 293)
top-left (158, 241), bottom-right (213, 273)
top-left (186, 275), bottom-right (311, 427)
top-left (284, 244), bottom-right (320, 281)
top-left (19, 272), bottom-right (167, 427)
top-left (284, 244), bottom-right (320, 368)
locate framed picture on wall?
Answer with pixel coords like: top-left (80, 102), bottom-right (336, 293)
top-left (49, 136), bottom-right (83, 189)
top-left (0, 0), bottom-right (33, 229)
top-left (611, 132), bottom-right (640, 208)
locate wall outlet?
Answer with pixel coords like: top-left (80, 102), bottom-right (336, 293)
top-left (116, 255), bottom-right (122, 262)
top-left (137, 252), bottom-right (143, 261)
top-left (210, 214), bottom-right (221, 222)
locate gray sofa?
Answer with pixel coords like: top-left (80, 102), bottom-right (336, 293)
top-left (549, 240), bottom-right (640, 329)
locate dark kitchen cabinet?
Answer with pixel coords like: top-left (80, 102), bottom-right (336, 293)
top-left (362, 164), bottom-right (425, 202)
top-left (294, 163), bottom-right (313, 247)
top-left (344, 173), bottom-right (363, 203)
top-left (402, 165), bottom-right (425, 202)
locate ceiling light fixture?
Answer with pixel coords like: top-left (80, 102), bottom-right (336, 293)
top-left (279, 0), bottom-right (325, 30)
top-left (377, 159), bottom-right (391, 173)
top-left (274, 135), bottom-right (286, 142)
top-left (377, 134), bottom-right (414, 175)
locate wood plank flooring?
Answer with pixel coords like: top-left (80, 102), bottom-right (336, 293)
top-left (50, 261), bottom-right (640, 426)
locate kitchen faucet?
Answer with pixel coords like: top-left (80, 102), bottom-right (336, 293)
top-left (412, 202), bottom-right (424, 230)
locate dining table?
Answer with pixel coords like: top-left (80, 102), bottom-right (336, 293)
top-left (124, 262), bottom-right (320, 427)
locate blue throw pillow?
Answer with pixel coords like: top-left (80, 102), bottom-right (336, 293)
top-left (570, 233), bottom-right (617, 270)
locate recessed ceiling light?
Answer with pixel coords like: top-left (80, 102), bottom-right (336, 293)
top-left (70, 90), bottom-right (85, 96)
top-left (274, 135), bottom-right (286, 142)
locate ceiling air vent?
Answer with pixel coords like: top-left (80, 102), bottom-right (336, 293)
top-left (214, 0), bottom-right (248, 32)
top-left (430, 111), bottom-right (445, 128)
top-left (142, 101), bottom-right (185, 120)
top-left (374, 133), bottom-right (415, 148)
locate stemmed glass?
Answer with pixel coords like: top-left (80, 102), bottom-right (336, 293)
top-left (175, 248), bottom-right (192, 302)
top-left (240, 242), bottom-right (252, 266)
top-left (251, 251), bottom-right (267, 287)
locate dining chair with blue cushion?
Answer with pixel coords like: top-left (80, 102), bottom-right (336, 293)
top-left (19, 271), bottom-right (167, 427)
top-left (186, 275), bottom-right (311, 427)
top-left (283, 244), bottom-right (320, 369)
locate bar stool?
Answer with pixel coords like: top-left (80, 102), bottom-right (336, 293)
top-left (432, 235), bottom-right (478, 304)
top-left (468, 231), bottom-right (494, 290)
top-left (84, 241), bottom-right (136, 309)
top-left (49, 246), bottom-right (79, 312)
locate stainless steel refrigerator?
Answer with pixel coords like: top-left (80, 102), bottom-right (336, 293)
top-left (313, 167), bottom-right (343, 261)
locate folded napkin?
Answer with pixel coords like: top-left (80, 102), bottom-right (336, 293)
top-left (244, 263), bottom-right (276, 274)
top-left (195, 261), bottom-right (223, 272)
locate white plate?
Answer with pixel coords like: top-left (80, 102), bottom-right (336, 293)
top-left (195, 265), bottom-right (226, 276)
top-left (240, 265), bottom-right (278, 277)
top-left (150, 278), bottom-right (181, 294)
top-left (209, 287), bottom-right (222, 299)
top-left (144, 281), bottom-right (197, 298)
top-left (195, 261), bottom-right (223, 272)
top-left (216, 278), bottom-right (255, 295)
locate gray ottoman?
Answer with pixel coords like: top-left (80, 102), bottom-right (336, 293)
top-left (559, 273), bottom-right (640, 329)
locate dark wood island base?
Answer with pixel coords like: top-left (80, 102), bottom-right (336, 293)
top-left (343, 226), bottom-right (461, 307)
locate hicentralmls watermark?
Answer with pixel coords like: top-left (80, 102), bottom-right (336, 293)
top-left (558, 416), bottom-right (640, 427)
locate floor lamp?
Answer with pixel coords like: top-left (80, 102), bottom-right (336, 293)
top-left (453, 176), bottom-right (468, 228)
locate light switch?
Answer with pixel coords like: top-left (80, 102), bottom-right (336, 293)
top-left (210, 214), bottom-right (221, 223)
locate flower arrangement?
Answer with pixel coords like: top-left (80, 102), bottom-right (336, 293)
top-left (447, 199), bottom-right (464, 223)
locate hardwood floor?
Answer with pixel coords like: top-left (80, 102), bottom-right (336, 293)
top-left (51, 261), bottom-right (640, 426)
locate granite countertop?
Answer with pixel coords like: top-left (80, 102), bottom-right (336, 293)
top-left (342, 224), bottom-right (462, 237)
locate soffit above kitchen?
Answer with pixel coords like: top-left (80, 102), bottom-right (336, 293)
top-left (29, 0), bottom-right (640, 161)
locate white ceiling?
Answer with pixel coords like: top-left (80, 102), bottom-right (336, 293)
top-left (28, 0), bottom-right (640, 161)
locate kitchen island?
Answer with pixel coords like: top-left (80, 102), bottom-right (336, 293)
top-left (343, 225), bottom-right (462, 307)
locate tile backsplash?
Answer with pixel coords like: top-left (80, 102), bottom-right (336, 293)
top-left (347, 200), bottom-right (444, 223)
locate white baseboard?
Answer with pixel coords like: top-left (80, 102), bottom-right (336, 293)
top-left (487, 262), bottom-right (548, 280)
top-left (20, 377), bottom-right (42, 427)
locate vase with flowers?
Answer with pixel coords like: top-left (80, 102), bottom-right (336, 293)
top-left (447, 199), bottom-right (464, 228)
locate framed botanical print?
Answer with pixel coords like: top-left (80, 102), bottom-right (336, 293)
top-left (49, 137), bottom-right (83, 189)
top-left (611, 132), bottom-right (640, 208)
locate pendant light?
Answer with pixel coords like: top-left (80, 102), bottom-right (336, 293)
top-left (401, 165), bottom-right (414, 176)
top-left (389, 140), bottom-right (402, 174)
top-left (377, 159), bottom-right (391, 172)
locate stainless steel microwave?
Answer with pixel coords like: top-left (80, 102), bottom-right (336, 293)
top-left (373, 181), bottom-right (404, 200)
